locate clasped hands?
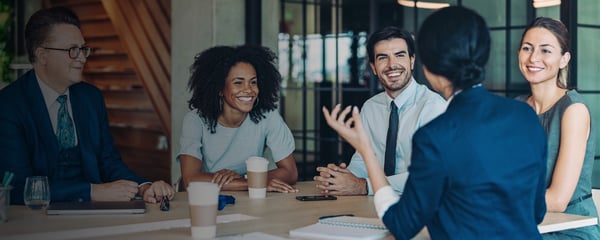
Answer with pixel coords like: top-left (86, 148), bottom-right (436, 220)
top-left (314, 163), bottom-right (368, 195)
top-left (211, 169), bottom-right (298, 193)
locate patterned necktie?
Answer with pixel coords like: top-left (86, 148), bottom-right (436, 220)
top-left (56, 95), bottom-right (75, 149)
top-left (384, 101), bottom-right (398, 176)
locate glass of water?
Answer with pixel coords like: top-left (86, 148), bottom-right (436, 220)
top-left (24, 176), bottom-right (50, 210)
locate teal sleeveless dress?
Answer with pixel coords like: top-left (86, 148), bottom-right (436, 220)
top-left (520, 90), bottom-right (600, 239)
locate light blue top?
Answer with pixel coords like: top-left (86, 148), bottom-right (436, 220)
top-left (347, 78), bottom-right (447, 195)
top-left (178, 110), bottom-right (295, 175)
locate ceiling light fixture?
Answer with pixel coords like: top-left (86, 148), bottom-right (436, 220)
top-left (397, 0), bottom-right (450, 10)
top-left (533, 0), bottom-right (561, 8)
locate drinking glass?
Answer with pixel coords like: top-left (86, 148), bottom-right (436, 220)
top-left (24, 176), bottom-right (50, 210)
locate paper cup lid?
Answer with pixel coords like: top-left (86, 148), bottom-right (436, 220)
top-left (187, 182), bottom-right (219, 205)
top-left (246, 156), bottom-right (268, 172)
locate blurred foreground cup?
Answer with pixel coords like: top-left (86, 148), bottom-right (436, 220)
top-left (0, 185), bottom-right (12, 223)
top-left (187, 182), bottom-right (219, 239)
top-left (246, 156), bottom-right (268, 199)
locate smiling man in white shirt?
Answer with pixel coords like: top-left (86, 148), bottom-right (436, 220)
top-left (314, 26), bottom-right (447, 196)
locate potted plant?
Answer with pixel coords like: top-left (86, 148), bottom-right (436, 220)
top-left (0, 1), bottom-right (13, 84)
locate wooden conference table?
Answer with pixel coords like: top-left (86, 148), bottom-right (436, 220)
top-left (1, 181), bottom-right (597, 240)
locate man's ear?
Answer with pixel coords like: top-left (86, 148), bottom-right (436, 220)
top-left (34, 47), bottom-right (47, 65)
top-left (369, 63), bottom-right (376, 76)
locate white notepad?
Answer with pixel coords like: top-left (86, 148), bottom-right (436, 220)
top-left (289, 216), bottom-right (389, 240)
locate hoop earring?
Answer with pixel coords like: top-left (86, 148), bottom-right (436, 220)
top-left (219, 96), bottom-right (223, 112)
top-left (253, 97), bottom-right (259, 108)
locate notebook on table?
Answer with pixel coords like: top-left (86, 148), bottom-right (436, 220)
top-left (289, 216), bottom-right (389, 240)
top-left (46, 200), bottom-right (146, 215)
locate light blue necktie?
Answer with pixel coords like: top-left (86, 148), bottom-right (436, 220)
top-left (56, 95), bottom-right (75, 149)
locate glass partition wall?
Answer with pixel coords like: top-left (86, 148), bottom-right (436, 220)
top-left (277, 0), bottom-right (600, 184)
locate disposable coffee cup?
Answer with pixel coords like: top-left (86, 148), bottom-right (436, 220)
top-left (246, 156), bottom-right (268, 199)
top-left (187, 182), bottom-right (219, 239)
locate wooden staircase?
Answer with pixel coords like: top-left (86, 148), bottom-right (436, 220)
top-left (47, 0), bottom-right (172, 183)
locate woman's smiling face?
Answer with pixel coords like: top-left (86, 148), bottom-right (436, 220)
top-left (221, 62), bottom-right (259, 115)
top-left (518, 27), bottom-right (570, 86)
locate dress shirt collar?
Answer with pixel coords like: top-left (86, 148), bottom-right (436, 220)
top-left (36, 73), bottom-right (70, 107)
top-left (387, 77), bottom-right (417, 111)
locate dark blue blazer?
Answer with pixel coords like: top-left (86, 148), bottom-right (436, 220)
top-left (383, 87), bottom-right (547, 239)
top-left (0, 70), bottom-right (147, 204)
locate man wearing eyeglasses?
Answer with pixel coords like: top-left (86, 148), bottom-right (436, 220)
top-left (0, 7), bottom-right (174, 205)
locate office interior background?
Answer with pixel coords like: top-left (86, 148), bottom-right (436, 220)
top-left (2, 0), bottom-right (599, 188)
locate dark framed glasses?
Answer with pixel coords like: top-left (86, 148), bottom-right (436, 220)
top-left (42, 46), bottom-right (92, 59)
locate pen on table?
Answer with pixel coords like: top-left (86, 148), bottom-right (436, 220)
top-left (160, 196), bottom-right (170, 211)
top-left (319, 214), bottom-right (354, 220)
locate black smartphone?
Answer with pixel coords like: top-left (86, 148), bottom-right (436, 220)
top-left (295, 195), bottom-right (337, 201)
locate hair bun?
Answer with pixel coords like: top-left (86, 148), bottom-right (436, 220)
top-left (454, 61), bottom-right (484, 89)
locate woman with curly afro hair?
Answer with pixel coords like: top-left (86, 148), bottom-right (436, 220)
top-left (178, 45), bottom-right (298, 193)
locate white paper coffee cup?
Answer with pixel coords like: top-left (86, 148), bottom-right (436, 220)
top-left (246, 156), bottom-right (268, 199)
top-left (187, 182), bottom-right (219, 239)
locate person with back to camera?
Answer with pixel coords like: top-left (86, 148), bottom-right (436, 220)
top-left (322, 6), bottom-right (548, 239)
top-left (178, 45), bottom-right (298, 193)
top-left (516, 17), bottom-right (600, 239)
top-left (0, 6), bottom-right (174, 205)
top-left (314, 26), bottom-right (447, 196)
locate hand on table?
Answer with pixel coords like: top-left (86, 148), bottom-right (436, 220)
top-left (314, 163), bottom-right (367, 195)
top-left (212, 169), bottom-right (242, 188)
top-left (267, 178), bottom-right (299, 193)
top-left (141, 180), bottom-right (175, 204)
top-left (91, 180), bottom-right (138, 201)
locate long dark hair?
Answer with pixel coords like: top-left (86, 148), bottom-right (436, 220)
top-left (187, 45), bottom-right (281, 133)
top-left (417, 6), bottom-right (490, 91)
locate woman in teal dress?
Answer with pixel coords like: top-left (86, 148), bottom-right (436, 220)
top-left (517, 17), bottom-right (600, 239)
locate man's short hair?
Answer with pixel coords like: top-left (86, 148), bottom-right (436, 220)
top-left (366, 26), bottom-right (415, 64)
top-left (25, 7), bottom-right (80, 63)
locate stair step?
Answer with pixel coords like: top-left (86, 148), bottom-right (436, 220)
top-left (118, 147), bottom-right (171, 183)
top-left (85, 56), bottom-right (133, 70)
top-left (85, 66), bottom-right (135, 74)
top-left (103, 89), bottom-right (152, 109)
top-left (110, 126), bottom-right (168, 151)
top-left (107, 108), bottom-right (162, 131)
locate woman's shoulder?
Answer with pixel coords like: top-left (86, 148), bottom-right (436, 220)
top-left (552, 89), bottom-right (589, 114)
top-left (260, 109), bottom-right (285, 123)
top-left (184, 109), bottom-right (202, 118)
top-left (565, 89), bottom-right (588, 104)
top-left (183, 109), bottom-right (208, 126)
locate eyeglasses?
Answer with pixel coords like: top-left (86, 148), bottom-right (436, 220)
top-left (42, 46), bottom-right (92, 59)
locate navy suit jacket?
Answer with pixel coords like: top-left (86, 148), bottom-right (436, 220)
top-left (0, 70), bottom-right (147, 204)
top-left (383, 87), bottom-right (547, 239)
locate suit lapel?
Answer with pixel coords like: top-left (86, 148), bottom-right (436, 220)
top-left (23, 72), bottom-right (59, 176)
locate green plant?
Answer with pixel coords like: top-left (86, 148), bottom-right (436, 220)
top-left (0, 0), bottom-right (13, 83)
